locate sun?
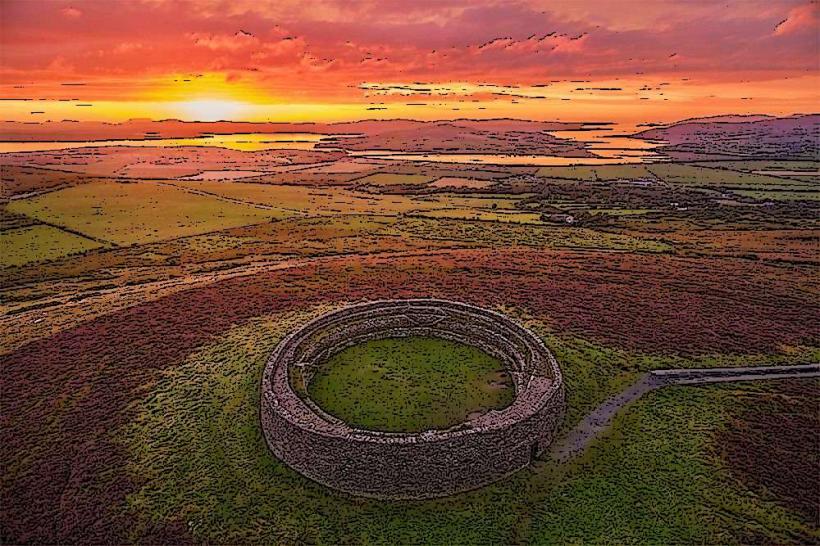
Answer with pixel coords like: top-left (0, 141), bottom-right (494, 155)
top-left (175, 99), bottom-right (249, 121)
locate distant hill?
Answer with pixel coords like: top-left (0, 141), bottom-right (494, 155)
top-left (0, 118), bottom-right (593, 156)
top-left (314, 120), bottom-right (595, 155)
top-left (633, 114), bottom-right (820, 159)
top-left (666, 114), bottom-right (776, 124)
top-left (0, 119), bottom-right (326, 141)
top-left (0, 118), bottom-right (585, 142)
top-left (4, 115), bottom-right (817, 158)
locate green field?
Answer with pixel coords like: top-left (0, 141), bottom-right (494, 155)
top-left (6, 181), bottom-right (285, 245)
top-left (437, 194), bottom-right (524, 210)
top-left (534, 164), bottom-right (659, 181)
top-left (410, 207), bottom-right (544, 224)
top-left (693, 160), bottom-right (819, 173)
top-left (308, 336), bottom-right (513, 432)
top-left (535, 165), bottom-right (599, 180)
top-left (116, 313), bottom-right (818, 544)
top-left (1, 224), bottom-right (104, 267)
top-left (647, 163), bottom-right (814, 189)
top-left (389, 217), bottom-right (672, 252)
top-left (592, 164), bottom-right (657, 180)
top-left (171, 180), bottom-right (450, 216)
top-left (732, 189), bottom-right (820, 201)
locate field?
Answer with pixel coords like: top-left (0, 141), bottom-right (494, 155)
top-left (1, 224), bottom-right (105, 267)
top-left (6, 180), bottom-right (284, 245)
top-left (352, 172), bottom-right (438, 186)
top-left (410, 207), bottom-right (544, 224)
top-left (309, 336), bottom-right (513, 432)
top-left (1, 143), bottom-right (818, 544)
top-left (731, 189), bottom-right (820, 201)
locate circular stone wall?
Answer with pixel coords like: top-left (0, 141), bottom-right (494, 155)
top-left (260, 299), bottom-right (566, 499)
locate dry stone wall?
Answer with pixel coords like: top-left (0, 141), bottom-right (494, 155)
top-left (260, 299), bottom-right (566, 499)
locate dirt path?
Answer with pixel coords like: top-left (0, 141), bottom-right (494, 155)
top-left (550, 363), bottom-right (820, 462)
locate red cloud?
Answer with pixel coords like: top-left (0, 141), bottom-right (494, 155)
top-left (471, 33), bottom-right (587, 57)
top-left (773, 3), bottom-right (819, 35)
top-left (188, 30), bottom-right (259, 51)
top-left (1, 0), bottom-right (817, 107)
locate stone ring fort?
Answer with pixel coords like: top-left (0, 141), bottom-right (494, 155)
top-left (261, 299), bottom-right (566, 499)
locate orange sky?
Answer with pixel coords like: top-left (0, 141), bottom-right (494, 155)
top-left (1, 0), bottom-right (818, 124)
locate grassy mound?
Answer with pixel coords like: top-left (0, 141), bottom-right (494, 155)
top-left (308, 336), bottom-right (514, 432)
top-left (116, 311), bottom-right (818, 544)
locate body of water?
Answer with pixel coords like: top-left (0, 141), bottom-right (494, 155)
top-left (0, 133), bottom-right (333, 153)
top-left (0, 128), bottom-right (668, 165)
top-left (349, 152), bottom-right (657, 166)
top-left (353, 130), bottom-right (668, 166)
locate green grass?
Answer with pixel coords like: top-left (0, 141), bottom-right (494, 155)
top-left (536, 163), bottom-right (655, 182)
top-left (308, 336), bottom-right (513, 432)
top-left (731, 189), bottom-right (820, 201)
top-left (6, 181), bottom-right (283, 245)
top-left (535, 166), bottom-right (599, 180)
top-left (592, 164), bottom-right (657, 180)
top-left (118, 309), bottom-right (526, 544)
top-left (525, 384), bottom-right (817, 544)
top-left (171, 180), bottom-right (451, 216)
top-left (692, 160), bottom-right (819, 173)
top-left (1, 224), bottom-right (104, 267)
top-left (116, 310), bottom-right (818, 544)
top-left (647, 163), bottom-right (814, 189)
top-left (534, 163), bottom-right (725, 183)
top-left (409, 208), bottom-right (545, 224)
top-left (434, 194), bottom-right (524, 210)
top-left (389, 217), bottom-right (672, 252)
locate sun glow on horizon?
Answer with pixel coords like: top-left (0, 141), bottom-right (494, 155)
top-left (175, 99), bottom-right (250, 121)
top-left (0, 72), bottom-right (817, 126)
top-left (2, 0), bottom-right (817, 126)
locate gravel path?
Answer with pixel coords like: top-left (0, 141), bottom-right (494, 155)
top-left (550, 363), bottom-right (820, 462)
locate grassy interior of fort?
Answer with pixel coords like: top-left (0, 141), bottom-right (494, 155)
top-left (307, 335), bottom-right (514, 432)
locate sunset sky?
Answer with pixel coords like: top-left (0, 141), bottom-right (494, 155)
top-left (1, 0), bottom-right (818, 125)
